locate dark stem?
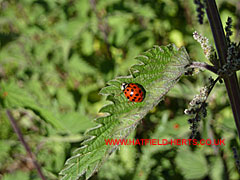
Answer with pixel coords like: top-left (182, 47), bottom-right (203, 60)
top-left (190, 77), bottom-right (220, 139)
top-left (232, 146), bottom-right (240, 173)
top-left (89, 0), bottom-right (112, 60)
top-left (188, 61), bottom-right (218, 74)
top-left (205, 0), bottom-right (240, 138)
top-left (6, 110), bottom-right (46, 180)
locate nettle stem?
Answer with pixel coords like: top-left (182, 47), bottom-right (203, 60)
top-left (6, 110), bottom-right (46, 180)
top-left (206, 0), bottom-right (240, 138)
top-left (188, 62), bottom-right (218, 74)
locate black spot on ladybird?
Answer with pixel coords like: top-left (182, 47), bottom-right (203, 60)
top-left (139, 90), bottom-right (142, 93)
top-left (133, 86), bottom-right (137, 89)
top-left (127, 89), bottom-right (129, 91)
top-left (135, 93), bottom-right (139, 96)
top-left (138, 97), bottom-right (141, 101)
top-left (132, 99), bottom-right (135, 102)
top-left (130, 94), bottom-right (133, 97)
top-left (131, 89), bottom-right (134, 92)
top-left (127, 96), bottom-right (130, 99)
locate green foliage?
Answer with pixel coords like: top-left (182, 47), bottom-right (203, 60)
top-left (1, 171), bottom-right (30, 180)
top-left (0, 0), bottom-right (240, 180)
top-left (175, 149), bottom-right (208, 179)
top-left (0, 81), bottom-right (64, 129)
top-left (59, 44), bottom-right (190, 179)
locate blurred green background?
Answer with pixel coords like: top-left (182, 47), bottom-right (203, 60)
top-left (0, 0), bottom-right (239, 179)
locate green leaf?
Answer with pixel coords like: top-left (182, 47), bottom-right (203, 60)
top-left (0, 81), bottom-right (64, 130)
top-left (0, 140), bottom-right (11, 166)
top-left (67, 54), bottom-right (97, 75)
top-left (2, 171), bottom-right (29, 180)
top-left (57, 88), bottom-right (75, 110)
top-left (175, 149), bottom-right (208, 179)
top-left (209, 156), bottom-right (224, 180)
top-left (59, 44), bottom-right (191, 179)
top-left (60, 112), bottom-right (95, 134)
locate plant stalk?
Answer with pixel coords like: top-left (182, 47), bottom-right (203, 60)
top-left (205, 0), bottom-right (240, 138)
top-left (189, 62), bottom-right (218, 74)
top-left (6, 110), bottom-right (46, 180)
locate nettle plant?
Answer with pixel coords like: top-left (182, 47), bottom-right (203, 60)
top-left (59, 1), bottom-right (240, 180)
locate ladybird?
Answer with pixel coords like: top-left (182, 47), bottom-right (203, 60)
top-left (121, 83), bottom-right (145, 102)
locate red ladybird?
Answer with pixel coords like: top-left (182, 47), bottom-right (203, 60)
top-left (121, 83), bottom-right (145, 102)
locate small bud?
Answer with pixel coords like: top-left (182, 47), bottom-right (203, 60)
top-left (193, 31), bottom-right (213, 60)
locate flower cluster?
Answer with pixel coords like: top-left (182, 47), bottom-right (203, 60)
top-left (193, 0), bottom-right (205, 24)
top-left (217, 43), bottom-right (240, 76)
top-left (185, 77), bottom-right (216, 139)
top-left (233, 147), bottom-right (240, 173)
top-left (217, 18), bottom-right (240, 76)
top-left (225, 17), bottom-right (233, 43)
top-left (193, 31), bottom-right (215, 61)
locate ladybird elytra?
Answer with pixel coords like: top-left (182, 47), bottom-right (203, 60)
top-left (121, 82), bottom-right (145, 102)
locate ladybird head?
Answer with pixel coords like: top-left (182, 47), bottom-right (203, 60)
top-left (121, 82), bottom-right (128, 91)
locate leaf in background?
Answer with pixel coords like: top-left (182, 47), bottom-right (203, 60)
top-left (209, 156), bottom-right (224, 180)
top-left (0, 81), bottom-right (38, 108)
top-left (0, 140), bottom-right (11, 166)
top-left (108, 13), bottom-right (134, 47)
top-left (167, 78), bottom-right (198, 100)
top-left (169, 30), bottom-right (184, 47)
top-left (0, 110), bottom-right (11, 139)
top-left (218, 107), bottom-right (236, 130)
top-left (57, 88), bottom-right (75, 111)
top-left (1, 171), bottom-right (29, 180)
top-left (97, 132), bottom-right (136, 180)
top-left (59, 44), bottom-right (191, 179)
top-left (127, 1), bottom-right (155, 19)
top-left (68, 54), bottom-right (97, 75)
top-left (0, 81), bottom-right (64, 130)
top-left (96, 153), bottom-right (126, 180)
top-left (175, 149), bottom-right (208, 179)
top-left (60, 112), bottom-right (95, 134)
top-left (133, 111), bottom-right (188, 180)
top-left (81, 31), bottom-right (94, 56)
top-left (118, 131), bottom-right (136, 173)
top-left (38, 141), bottom-right (66, 173)
top-left (156, 115), bottom-right (190, 137)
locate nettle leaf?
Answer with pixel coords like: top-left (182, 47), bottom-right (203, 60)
top-left (59, 44), bottom-right (191, 180)
top-left (175, 149), bottom-right (208, 179)
top-left (0, 81), bottom-right (64, 129)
